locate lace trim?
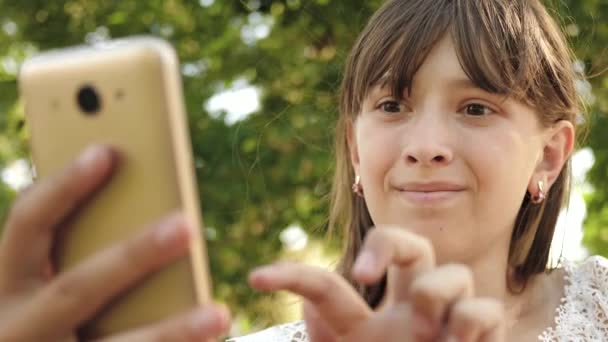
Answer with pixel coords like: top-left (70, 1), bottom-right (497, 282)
top-left (228, 320), bottom-right (307, 342)
top-left (538, 256), bottom-right (608, 341)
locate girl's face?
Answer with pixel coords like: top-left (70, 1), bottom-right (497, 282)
top-left (349, 35), bottom-right (557, 264)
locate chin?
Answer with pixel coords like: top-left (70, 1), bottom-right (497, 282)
top-left (380, 216), bottom-right (457, 234)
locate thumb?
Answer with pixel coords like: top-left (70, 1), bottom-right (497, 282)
top-left (303, 300), bottom-right (338, 342)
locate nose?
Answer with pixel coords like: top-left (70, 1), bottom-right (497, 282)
top-left (401, 112), bottom-right (453, 167)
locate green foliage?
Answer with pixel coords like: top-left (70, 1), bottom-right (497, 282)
top-left (0, 180), bottom-right (14, 225)
top-left (0, 0), bottom-right (381, 329)
top-left (0, 0), bottom-right (606, 332)
top-left (557, 0), bottom-right (608, 257)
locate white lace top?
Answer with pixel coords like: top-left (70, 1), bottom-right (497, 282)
top-left (229, 256), bottom-right (608, 342)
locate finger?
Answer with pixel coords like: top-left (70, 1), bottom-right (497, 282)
top-left (0, 145), bottom-right (116, 284)
top-left (343, 304), bottom-right (416, 341)
top-left (21, 213), bottom-right (192, 337)
top-left (408, 264), bottom-right (474, 338)
top-left (99, 304), bottom-right (230, 342)
top-left (445, 298), bottom-right (505, 342)
top-left (302, 300), bottom-right (339, 342)
top-left (352, 226), bottom-right (435, 301)
top-left (249, 262), bottom-right (372, 336)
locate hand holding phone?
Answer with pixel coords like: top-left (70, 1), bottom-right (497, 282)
top-left (11, 36), bottom-right (219, 339)
top-left (0, 145), bottom-right (230, 341)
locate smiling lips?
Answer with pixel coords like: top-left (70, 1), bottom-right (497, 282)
top-left (395, 182), bottom-right (466, 205)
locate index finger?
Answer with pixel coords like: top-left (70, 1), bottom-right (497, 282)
top-left (249, 262), bottom-right (372, 336)
top-left (0, 145), bottom-right (116, 284)
top-left (19, 214), bottom-right (191, 339)
top-left (352, 226), bottom-right (436, 303)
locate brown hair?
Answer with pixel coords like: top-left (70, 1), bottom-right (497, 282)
top-left (330, 0), bottom-right (583, 307)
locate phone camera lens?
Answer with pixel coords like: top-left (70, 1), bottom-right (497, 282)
top-left (77, 85), bottom-right (101, 115)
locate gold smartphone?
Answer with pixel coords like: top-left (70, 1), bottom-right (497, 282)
top-left (19, 37), bottom-right (211, 339)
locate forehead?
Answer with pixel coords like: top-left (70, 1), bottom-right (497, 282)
top-left (415, 35), bottom-right (465, 80)
top-left (371, 35), bottom-right (481, 95)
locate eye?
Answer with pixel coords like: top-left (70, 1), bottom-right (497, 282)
top-left (462, 103), bottom-right (494, 116)
top-left (378, 100), bottom-right (403, 114)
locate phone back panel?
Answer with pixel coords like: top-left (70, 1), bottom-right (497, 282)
top-left (19, 38), bottom-right (210, 338)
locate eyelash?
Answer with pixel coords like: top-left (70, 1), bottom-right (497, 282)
top-left (459, 103), bottom-right (496, 117)
top-left (376, 99), bottom-right (497, 117)
top-left (377, 100), bottom-right (404, 114)
top-left (376, 100), bottom-right (405, 114)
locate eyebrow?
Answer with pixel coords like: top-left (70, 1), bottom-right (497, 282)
top-left (373, 73), bottom-right (391, 88)
top-left (369, 74), bottom-right (505, 106)
top-left (373, 73), bottom-right (478, 90)
top-left (447, 77), bottom-right (479, 90)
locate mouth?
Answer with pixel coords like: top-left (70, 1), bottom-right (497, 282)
top-left (394, 182), bottom-right (466, 206)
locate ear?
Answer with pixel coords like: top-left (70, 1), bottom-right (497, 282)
top-left (346, 119), bottom-right (360, 175)
top-left (528, 120), bottom-right (575, 193)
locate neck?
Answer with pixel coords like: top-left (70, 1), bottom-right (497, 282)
top-left (463, 240), bottom-right (547, 326)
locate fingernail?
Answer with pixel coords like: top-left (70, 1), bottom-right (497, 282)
top-left (353, 251), bottom-right (376, 276)
top-left (155, 214), bottom-right (189, 245)
top-left (78, 145), bottom-right (107, 169)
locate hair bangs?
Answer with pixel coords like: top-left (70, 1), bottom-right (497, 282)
top-left (450, 1), bottom-right (519, 96)
top-left (342, 0), bottom-right (454, 117)
top-left (450, 0), bottom-right (574, 117)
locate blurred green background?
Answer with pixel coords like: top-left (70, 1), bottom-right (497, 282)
top-left (0, 0), bottom-right (606, 336)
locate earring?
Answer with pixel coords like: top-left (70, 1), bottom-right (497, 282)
top-left (531, 180), bottom-right (545, 204)
top-left (352, 175), bottom-right (364, 197)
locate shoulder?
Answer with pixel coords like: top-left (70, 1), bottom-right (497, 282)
top-left (539, 255), bottom-right (608, 341)
top-left (228, 321), bottom-right (308, 342)
top-left (565, 254), bottom-right (608, 286)
top-left (562, 255), bottom-right (608, 310)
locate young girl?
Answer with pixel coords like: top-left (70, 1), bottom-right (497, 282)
top-left (0, 0), bottom-right (604, 341)
top-left (230, 0), bottom-right (607, 341)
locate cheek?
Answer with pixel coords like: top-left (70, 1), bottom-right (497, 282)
top-left (355, 120), bottom-right (401, 194)
top-left (470, 130), bottom-right (535, 218)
